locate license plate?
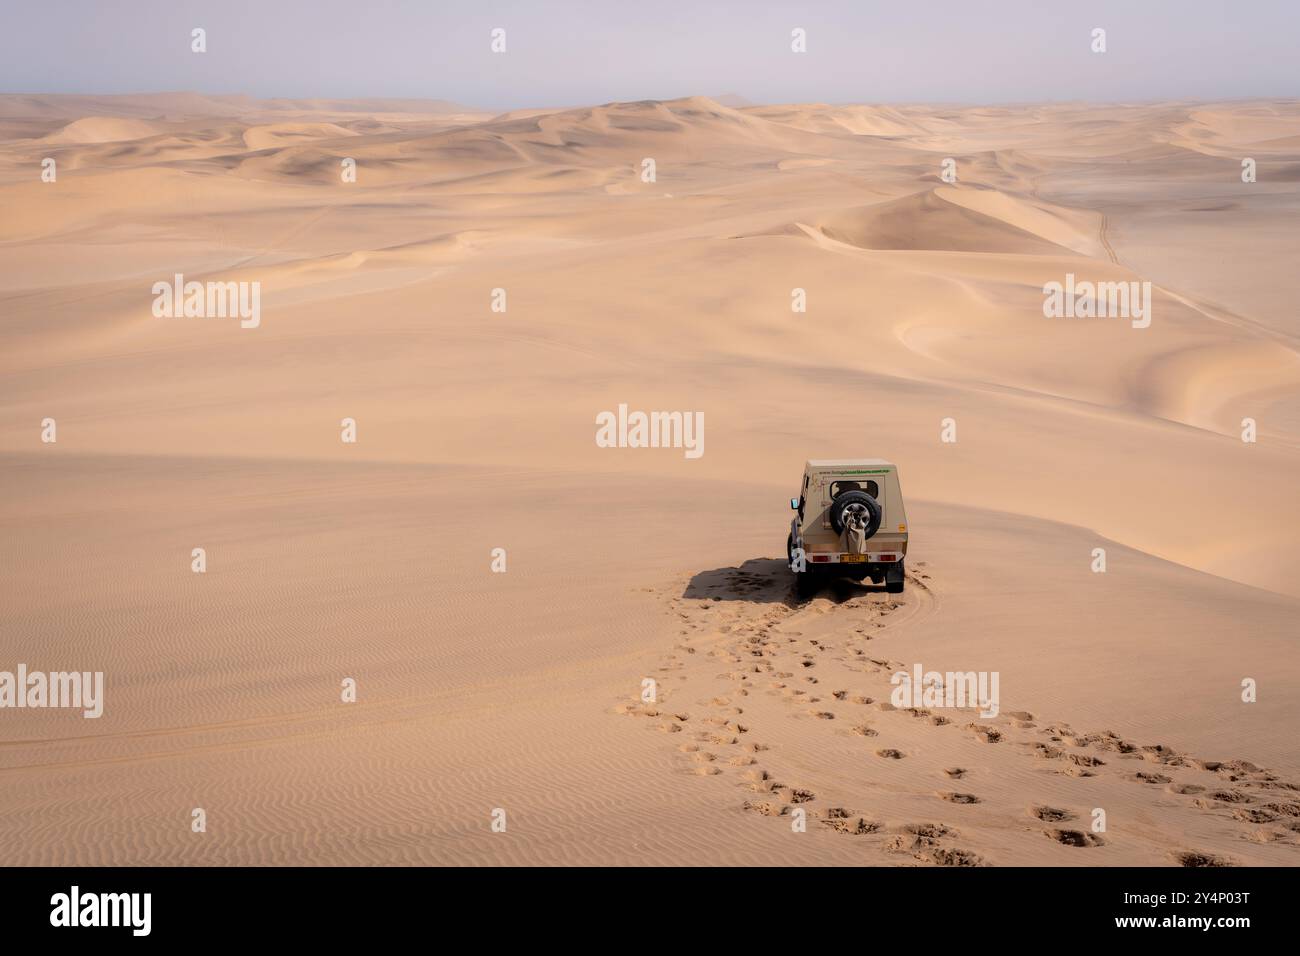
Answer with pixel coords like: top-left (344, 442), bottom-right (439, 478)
top-left (841, 554), bottom-right (867, 563)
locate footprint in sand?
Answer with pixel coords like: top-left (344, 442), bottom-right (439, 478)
top-left (1231, 807), bottom-right (1282, 823)
top-left (1140, 744), bottom-right (1181, 763)
top-left (1206, 789), bottom-right (1254, 804)
top-left (1047, 828), bottom-right (1105, 848)
top-left (1029, 806), bottom-right (1075, 822)
top-left (1059, 764), bottom-right (1099, 778)
top-left (1244, 826), bottom-right (1299, 845)
top-left (1130, 771), bottom-right (1172, 785)
top-left (967, 724), bottom-right (1002, 744)
top-left (821, 809), bottom-right (883, 835)
top-left (887, 824), bottom-right (985, 866)
top-left (1068, 754), bottom-right (1106, 768)
top-left (743, 769), bottom-right (782, 793)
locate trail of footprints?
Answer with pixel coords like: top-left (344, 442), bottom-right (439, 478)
top-left (619, 563), bottom-right (1300, 866)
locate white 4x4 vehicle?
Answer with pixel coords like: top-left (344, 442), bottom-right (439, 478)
top-left (787, 459), bottom-right (908, 598)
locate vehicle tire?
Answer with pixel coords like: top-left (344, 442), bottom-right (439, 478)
top-left (789, 533), bottom-right (817, 598)
top-left (796, 569), bottom-right (820, 599)
top-left (885, 561), bottom-right (905, 594)
top-left (829, 490), bottom-right (882, 538)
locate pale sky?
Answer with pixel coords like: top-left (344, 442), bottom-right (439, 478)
top-left (1, 0), bottom-right (1296, 109)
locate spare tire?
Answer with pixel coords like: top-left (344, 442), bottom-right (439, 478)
top-left (829, 490), bottom-right (882, 538)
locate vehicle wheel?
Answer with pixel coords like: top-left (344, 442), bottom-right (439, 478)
top-left (829, 490), bottom-right (882, 538)
top-left (789, 533), bottom-right (817, 597)
top-left (885, 561), bottom-right (905, 594)
top-left (796, 569), bottom-right (820, 599)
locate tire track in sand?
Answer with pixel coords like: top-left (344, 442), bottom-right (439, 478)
top-left (1099, 212), bottom-right (1119, 265)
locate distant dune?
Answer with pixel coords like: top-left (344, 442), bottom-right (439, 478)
top-left (40, 116), bottom-right (167, 143)
top-left (0, 91), bottom-right (475, 119)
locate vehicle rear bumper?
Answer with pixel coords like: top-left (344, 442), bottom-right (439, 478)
top-left (807, 552), bottom-right (902, 564)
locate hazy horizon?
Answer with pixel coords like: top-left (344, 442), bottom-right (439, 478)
top-left (6, 89), bottom-right (1300, 114)
top-left (2, 0), bottom-right (1297, 110)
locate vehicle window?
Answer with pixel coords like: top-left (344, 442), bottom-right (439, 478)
top-left (829, 479), bottom-right (879, 499)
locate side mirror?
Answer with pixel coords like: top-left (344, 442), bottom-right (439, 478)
top-left (790, 497), bottom-right (799, 510)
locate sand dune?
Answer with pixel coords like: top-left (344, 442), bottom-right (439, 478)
top-left (746, 102), bottom-right (932, 138)
top-left (40, 116), bottom-right (168, 144)
top-left (1, 94), bottom-right (1298, 865)
top-left (241, 122), bottom-right (359, 151)
top-left (813, 189), bottom-right (1076, 254)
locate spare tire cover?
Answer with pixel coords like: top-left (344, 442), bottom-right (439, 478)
top-left (829, 490), bottom-right (883, 539)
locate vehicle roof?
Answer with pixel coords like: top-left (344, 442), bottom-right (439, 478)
top-left (806, 458), bottom-right (896, 468)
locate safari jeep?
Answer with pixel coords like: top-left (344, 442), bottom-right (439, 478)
top-left (787, 459), bottom-right (908, 598)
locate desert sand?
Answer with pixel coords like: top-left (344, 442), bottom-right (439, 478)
top-left (1, 93), bottom-right (1298, 865)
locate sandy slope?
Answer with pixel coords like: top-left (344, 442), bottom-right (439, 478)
top-left (1, 94), bottom-right (1298, 866)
